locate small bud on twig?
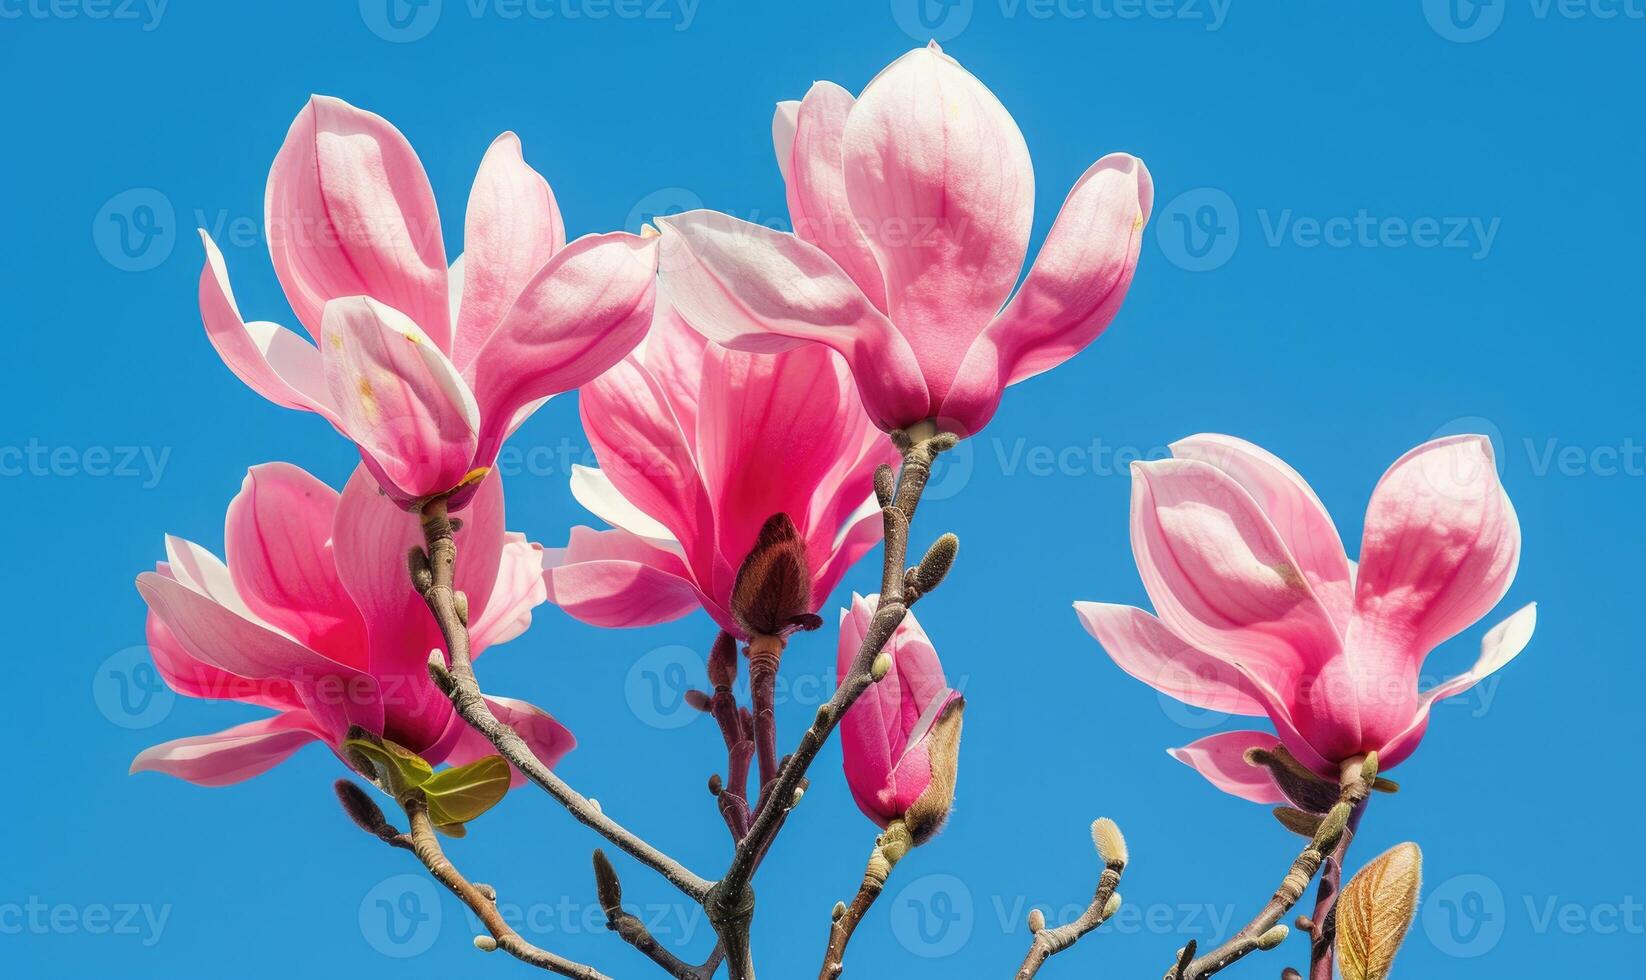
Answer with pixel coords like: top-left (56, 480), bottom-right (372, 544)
top-left (708, 774), bottom-right (724, 796)
top-left (1255, 924), bottom-right (1289, 950)
top-left (1027, 908), bottom-right (1046, 932)
top-left (473, 935), bottom-right (498, 952)
top-left (1091, 817), bottom-right (1128, 869)
top-left (832, 901), bottom-right (848, 921)
top-left (870, 652), bottom-right (893, 681)
top-left (908, 533), bottom-right (959, 597)
top-left (592, 849), bottom-right (623, 912)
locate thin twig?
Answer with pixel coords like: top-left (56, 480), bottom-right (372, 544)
top-left (592, 849), bottom-right (725, 980)
top-left (417, 499), bottom-right (713, 904)
top-left (818, 821), bottom-right (912, 979)
top-left (1165, 755), bottom-right (1378, 980)
top-left (1307, 797), bottom-right (1368, 978)
top-left (1014, 819), bottom-right (1128, 979)
top-left (706, 426), bottom-right (957, 980)
top-left (398, 795), bottom-right (614, 979)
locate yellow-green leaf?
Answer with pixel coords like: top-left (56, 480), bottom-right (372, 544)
top-left (1338, 842), bottom-right (1422, 980)
top-left (344, 736), bottom-right (434, 795)
top-left (422, 755), bottom-right (511, 826)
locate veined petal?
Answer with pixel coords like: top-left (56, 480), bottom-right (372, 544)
top-left (1423, 602), bottom-right (1537, 705)
top-left (656, 210), bottom-right (927, 430)
top-left (1171, 434), bottom-right (1353, 634)
top-left (543, 526), bottom-right (709, 629)
top-left (131, 712), bottom-right (322, 786)
top-left (266, 95), bottom-right (449, 347)
top-left (469, 533), bottom-right (547, 651)
top-left (453, 133), bottom-right (566, 370)
top-left (1347, 435), bottom-right (1521, 682)
top-left (225, 463), bottom-right (367, 665)
top-left (320, 296), bottom-right (480, 503)
top-left (198, 232), bottom-right (339, 423)
top-left (1074, 601), bottom-right (1265, 716)
top-left (771, 99), bottom-right (800, 186)
top-left (569, 465), bottom-right (678, 546)
top-left (1130, 458), bottom-right (1342, 677)
top-left (784, 82), bottom-right (888, 310)
top-left (467, 232), bottom-right (658, 468)
top-left (840, 43), bottom-right (1034, 402)
top-left (1168, 731), bottom-right (1288, 804)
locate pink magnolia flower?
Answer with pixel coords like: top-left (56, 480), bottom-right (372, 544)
top-left (838, 594), bottom-right (963, 843)
top-left (544, 310), bottom-right (896, 637)
top-left (1076, 434), bottom-right (1536, 803)
top-left (199, 95), bottom-right (659, 510)
top-left (131, 462), bottom-right (571, 786)
top-left (656, 42), bottom-right (1152, 436)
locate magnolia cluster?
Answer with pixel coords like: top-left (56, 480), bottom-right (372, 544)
top-left (134, 43), bottom-right (1533, 846)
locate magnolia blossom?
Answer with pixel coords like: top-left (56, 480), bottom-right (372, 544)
top-left (131, 463), bottom-right (571, 786)
top-left (1076, 434), bottom-right (1535, 803)
top-left (838, 594), bottom-right (963, 843)
top-left (544, 310), bottom-right (896, 637)
top-left (656, 42), bottom-right (1151, 435)
top-left (199, 95), bottom-right (658, 510)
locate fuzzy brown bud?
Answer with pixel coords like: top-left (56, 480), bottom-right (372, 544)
top-left (730, 513), bottom-right (814, 638)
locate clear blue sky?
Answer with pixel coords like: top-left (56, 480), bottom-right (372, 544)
top-left (4, 1), bottom-right (1642, 976)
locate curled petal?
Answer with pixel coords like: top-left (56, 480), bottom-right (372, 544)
top-left (784, 82), bottom-right (888, 310)
top-left (469, 533), bottom-right (548, 651)
top-left (1171, 434), bottom-right (1353, 633)
top-left (266, 96), bottom-right (449, 347)
top-left (656, 210), bottom-right (926, 430)
top-left (131, 713), bottom-right (322, 787)
top-left (1348, 435), bottom-right (1521, 680)
top-left (453, 133), bottom-right (566, 369)
top-left (1074, 601), bottom-right (1264, 716)
top-left (467, 232), bottom-right (658, 468)
top-left (320, 296), bottom-right (480, 503)
top-left (1168, 731), bottom-right (1289, 804)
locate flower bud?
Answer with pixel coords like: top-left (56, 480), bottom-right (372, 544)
top-left (731, 513), bottom-right (815, 638)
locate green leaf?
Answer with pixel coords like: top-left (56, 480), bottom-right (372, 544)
top-left (422, 755), bottom-right (512, 826)
top-left (344, 736), bottom-right (435, 795)
top-left (434, 821), bottom-right (468, 839)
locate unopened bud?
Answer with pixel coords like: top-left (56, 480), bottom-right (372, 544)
top-left (870, 652), bottom-right (893, 681)
top-left (900, 697), bottom-right (964, 846)
top-left (831, 901), bottom-right (848, 921)
top-left (1256, 924), bottom-right (1289, 950)
top-left (708, 774), bottom-right (724, 796)
top-left (1027, 908), bottom-right (1046, 932)
top-left (473, 935), bottom-right (499, 952)
top-left (1091, 817), bottom-right (1128, 868)
top-left (909, 533), bottom-right (959, 596)
top-left (453, 590), bottom-right (469, 625)
top-left (708, 631), bottom-right (738, 689)
top-left (1102, 892), bottom-right (1122, 919)
top-left (730, 513), bottom-right (814, 638)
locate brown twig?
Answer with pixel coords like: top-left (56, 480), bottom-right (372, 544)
top-left (1165, 755), bottom-right (1378, 980)
top-left (1014, 818), bottom-right (1128, 979)
top-left (397, 793), bottom-right (615, 979)
top-left (591, 849), bottom-right (725, 980)
top-left (416, 499), bottom-right (713, 904)
top-left (706, 425), bottom-right (959, 980)
top-left (1306, 796), bottom-right (1368, 978)
top-left (818, 820), bottom-right (913, 979)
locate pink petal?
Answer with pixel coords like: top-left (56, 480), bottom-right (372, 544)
top-left (543, 526), bottom-right (710, 629)
top-left (771, 99), bottom-right (800, 186)
top-left (656, 210), bottom-right (927, 430)
top-left (469, 533), bottom-right (547, 651)
top-left (198, 231), bottom-right (339, 422)
top-left (638, 308), bottom-right (710, 443)
top-left (1074, 601), bottom-right (1264, 716)
top-left (812, 495), bottom-right (886, 605)
top-left (1168, 731), bottom-right (1288, 804)
top-left (146, 607), bottom-right (299, 710)
top-left (783, 82), bottom-right (889, 310)
top-left (225, 463), bottom-right (368, 665)
top-left (466, 232), bottom-right (658, 468)
top-left (319, 295), bottom-right (480, 503)
top-left (265, 96), bottom-right (449, 348)
top-left (452, 133), bottom-right (566, 370)
top-left (1130, 458), bottom-right (1342, 678)
top-left (1171, 434), bottom-right (1353, 633)
top-left (840, 43), bottom-right (1034, 406)
top-left (437, 695), bottom-right (576, 787)
top-left (940, 154), bottom-right (1150, 432)
top-left (1424, 602), bottom-right (1537, 704)
top-left (131, 712), bottom-right (322, 786)
top-left (1347, 435), bottom-right (1521, 681)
